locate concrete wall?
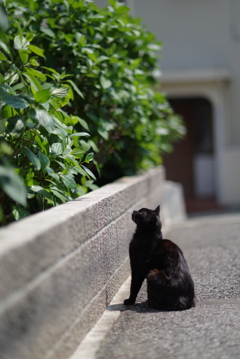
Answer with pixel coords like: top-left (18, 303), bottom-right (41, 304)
top-left (0, 167), bottom-right (186, 359)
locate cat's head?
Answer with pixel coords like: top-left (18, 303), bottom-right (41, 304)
top-left (132, 205), bottom-right (161, 228)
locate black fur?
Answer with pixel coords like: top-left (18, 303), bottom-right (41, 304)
top-left (124, 205), bottom-right (195, 310)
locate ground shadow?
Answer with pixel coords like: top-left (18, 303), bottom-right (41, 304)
top-left (107, 301), bottom-right (167, 313)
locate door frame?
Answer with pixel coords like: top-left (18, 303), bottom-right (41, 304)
top-left (157, 68), bottom-right (230, 204)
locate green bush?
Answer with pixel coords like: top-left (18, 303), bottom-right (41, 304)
top-left (0, 0), bottom-right (185, 224)
top-left (4, 0), bottom-right (185, 180)
top-left (0, 3), bottom-right (97, 224)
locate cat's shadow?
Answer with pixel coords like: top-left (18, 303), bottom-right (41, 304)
top-left (107, 301), bottom-right (166, 313)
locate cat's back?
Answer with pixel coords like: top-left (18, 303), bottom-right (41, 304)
top-left (151, 238), bottom-right (188, 271)
top-left (157, 238), bottom-right (182, 256)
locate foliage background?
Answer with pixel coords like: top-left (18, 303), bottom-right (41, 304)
top-left (0, 0), bottom-right (185, 224)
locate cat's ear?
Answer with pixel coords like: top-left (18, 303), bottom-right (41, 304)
top-left (154, 205), bottom-right (160, 216)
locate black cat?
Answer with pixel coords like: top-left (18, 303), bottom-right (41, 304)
top-left (124, 205), bottom-right (195, 310)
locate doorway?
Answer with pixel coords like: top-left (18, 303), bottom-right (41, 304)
top-left (163, 97), bottom-right (220, 212)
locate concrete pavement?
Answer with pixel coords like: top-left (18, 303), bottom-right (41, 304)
top-left (71, 213), bottom-right (240, 359)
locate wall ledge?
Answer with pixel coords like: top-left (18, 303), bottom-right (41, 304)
top-left (159, 68), bottom-right (231, 84)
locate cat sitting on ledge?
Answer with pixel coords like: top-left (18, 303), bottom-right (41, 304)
top-left (124, 205), bottom-right (195, 311)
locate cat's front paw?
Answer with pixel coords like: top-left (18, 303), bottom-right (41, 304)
top-left (124, 298), bottom-right (135, 305)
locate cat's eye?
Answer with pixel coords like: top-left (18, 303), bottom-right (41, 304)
top-left (139, 211), bottom-right (142, 215)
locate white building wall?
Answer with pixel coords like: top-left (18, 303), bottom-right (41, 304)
top-left (133, 0), bottom-right (240, 145)
top-left (132, 0), bottom-right (240, 205)
top-left (223, 146), bottom-right (240, 204)
top-left (135, 0), bottom-right (230, 69)
top-left (94, 0), bottom-right (107, 7)
top-left (94, 0), bottom-right (240, 205)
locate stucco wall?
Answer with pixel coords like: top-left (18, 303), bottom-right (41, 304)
top-left (94, 0), bottom-right (240, 206)
top-left (222, 146), bottom-right (240, 205)
top-left (132, 0), bottom-right (240, 145)
top-left (0, 167), bottom-right (186, 359)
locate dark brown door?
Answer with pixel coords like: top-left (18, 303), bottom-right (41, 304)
top-left (163, 97), bottom-right (214, 200)
top-left (163, 100), bottom-right (195, 199)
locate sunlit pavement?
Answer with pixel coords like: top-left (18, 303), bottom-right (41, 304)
top-left (72, 212), bottom-right (240, 359)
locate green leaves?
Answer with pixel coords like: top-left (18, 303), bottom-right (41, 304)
top-left (61, 173), bottom-right (77, 189)
top-left (1, 93), bottom-right (29, 109)
top-left (28, 45), bottom-right (45, 57)
top-left (14, 35), bottom-right (30, 50)
top-left (0, 165), bottom-right (27, 207)
top-left (34, 89), bottom-right (51, 103)
top-left (32, 109), bottom-right (55, 132)
top-left (85, 152), bottom-right (94, 163)
top-left (0, 0), bottom-right (184, 226)
top-left (51, 87), bottom-right (69, 98)
top-left (12, 205), bottom-right (30, 220)
top-left (0, 5), bottom-right (98, 225)
top-left (50, 143), bottom-right (63, 155)
top-left (40, 26), bottom-right (55, 38)
top-left (2, 95), bottom-right (29, 109)
top-left (29, 185), bottom-right (53, 201)
top-left (65, 80), bottom-right (84, 98)
top-left (25, 147), bottom-right (41, 170)
top-left (0, 40), bottom-right (11, 57)
top-left (19, 50), bottom-right (29, 64)
top-left (100, 75), bottom-right (112, 89)
top-left (81, 165), bottom-right (96, 180)
top-left (70, 147), bottom-right (85, 158)
top-left (38, 151), bottom-right (50, 170)
top-left (23, 72), bottom-right (41, 91)
top-left (7, 117), bottom-right (25, 135)
top-left (0, 52), bottom-right (8, 61)
top-left (25, 67), bottom-right (47, 82)
top-left (0, 6), bottom-right (8, 32)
